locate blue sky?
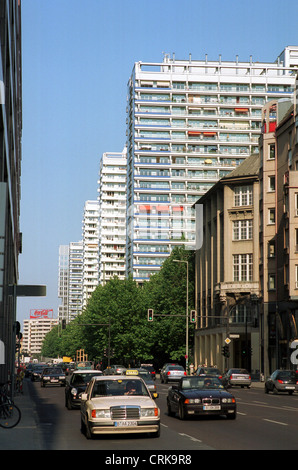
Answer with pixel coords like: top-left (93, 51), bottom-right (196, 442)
top-left (17, 0), bottom-right (298, 326)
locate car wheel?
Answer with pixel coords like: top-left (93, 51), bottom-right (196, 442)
top-left (85, 419), bottom-right (93, 439)
top-left (265, 386), bottom-right (269, 394)
top-left (178, 402), bottom-right (186, 420)
top-left (66, 396), bottom-right (73, 410)
top-left (167, 400), bottom-right (174, 417)
top-left (80, 416), bottom-right (86, 434)
top-left (273, 386), bottom-right (278, 395)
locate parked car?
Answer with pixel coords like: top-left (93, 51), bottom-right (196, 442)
top-left (222, 369), bottom-right (251, 388)
top-left (167, 375), bottom-right (236, 420)
top-left (103, 365), bottom-right (126, 375)
top-left (80, 375), bottom-right (160, 439)
top-left (65, 369), bottom-right (103, 409)
top-left (265, 370), bottom-right (298, 395)
top-left (195, 366), bottom-right (223, 380)
top-left (40, 367), bottom-right (66, 387)
top-left (140, 364), bottom-right (156, 380)
top-left (160, 365), bottom-right (186, 383)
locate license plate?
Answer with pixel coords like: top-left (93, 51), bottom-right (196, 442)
top-left (285, 386), bottom-right (295, 389)
top-left (114, 421), bottom-right (137, 427)
top-left (203, 405), bottom-right (221, 411)
top-left (50, 379), bottom-right (58, 382)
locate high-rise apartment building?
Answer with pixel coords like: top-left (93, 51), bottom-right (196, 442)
top-left (0, 0), bottom-right (22, 382)
top-left (82, 200), bottom-right (99, 307)
top-left (22, 317), bottom-right (59, 357)
top-left (68, 241), bottom-right (83, 319)
top-left (58, 241), bottom-right (83, 323)
top-left (126, 46), bottom-right (298, 282)
top-left (98, 150), bottom-right (127, 284)
top-left (58, 245), bottom-right (69, 322)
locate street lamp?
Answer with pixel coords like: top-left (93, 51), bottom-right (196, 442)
top-left (173, 259), bottom-right (189, 373)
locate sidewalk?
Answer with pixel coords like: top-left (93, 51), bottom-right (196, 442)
top-left (0, 379), bottom-right (42, 450)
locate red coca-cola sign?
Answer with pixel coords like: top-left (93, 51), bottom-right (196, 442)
top-left (30, 309), bottom-right (53, 319)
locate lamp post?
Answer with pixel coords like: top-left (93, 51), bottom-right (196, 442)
top-left (173, 259), bottom-right (189, 373)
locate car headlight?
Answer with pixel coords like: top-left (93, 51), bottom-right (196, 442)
top-left (71, 388), bottom-right (78, 396)
top-left (59, 376), bottom-right (65, 380)
top-left (140, 408), bottom-right (159, 417)
top-left (184, 398), bottom-right (201, 404)
top-left (222, 398), bottom-right (236, 403)
top-left (43, 376), bottom-right (50, 380)
top-left (91, 409), bottom-right (111, 418)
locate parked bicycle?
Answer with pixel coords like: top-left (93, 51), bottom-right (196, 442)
top-left (0, 381), bottom-right (21, 428)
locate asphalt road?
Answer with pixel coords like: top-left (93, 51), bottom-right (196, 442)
top-left (1, 378), bottom-right (298, 452)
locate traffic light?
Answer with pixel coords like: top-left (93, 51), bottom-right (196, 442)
top-left (148, 309), bottom-right (154, 322)
top-left (61, 319), bottom-right (66, 329)
top-left (241, 347), bottom-right (247, 357)
top-left (222, 345), bottom-right (230, 358)
top-left (190, 310), bottom-right (197, 323)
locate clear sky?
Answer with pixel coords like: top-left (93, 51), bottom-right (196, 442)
top-left (17, 0), bottom-right (298, 326)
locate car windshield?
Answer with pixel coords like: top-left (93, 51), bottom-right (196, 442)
top-left (200, 368), bottom-right (220, 375)
top-left (277, 371), bottom-right (296, 380)
top-left (91, 379), bottom-right (150, 398)
top-left (138, 371), bottom-right (151, 381)
top-left (181, 377), bottom-right (224, 390)
top-left (71, 373), bottom-right (101, 385)
top-left (230, 369), bottom-right (249, 374)
top-left (44, 368), bottom-right (63, 375)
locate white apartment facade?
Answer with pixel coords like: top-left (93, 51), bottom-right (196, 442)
top-left (125, 46), bottom-right (298, 282)
top-left (68, 241), bottom-right (84, 320)
top-left (58, 245), bottom-right (69, 322)
top-left (82, 200), bottom-right (100, 307)
top-left (22, 317), bottom-right (59, 357)
top-left (98, 150), bottom-right (127, 284)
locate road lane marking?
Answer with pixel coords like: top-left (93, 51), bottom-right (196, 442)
top-left (179, 432), bottom-right (202, 443)
top-left (263, 419), bottom-right (288, 426)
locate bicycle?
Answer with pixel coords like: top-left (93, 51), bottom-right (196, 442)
top-left (0, 382), bottom-right (21, 428)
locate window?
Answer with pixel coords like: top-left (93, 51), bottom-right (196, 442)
top-left (296, 266), bottom-right (298, 289)
top-left (234, 185), bottom-right (253, 206)
top-left (268, 241), bottom-right (275, 258)
top-left (269, 144), bottom-right (275, 159)
top-left (233, 220), bottom-right (253, 240)
top-left (233, 254), bottom-right (253, 281)
top-left (268, 176), bottom-right (275, 192)
top-left (295, 194), bottom-right (298, 216)
top-left (268, 209), bottom-right (275, 224)
top-left (268, 274), bottom-right (276, 291)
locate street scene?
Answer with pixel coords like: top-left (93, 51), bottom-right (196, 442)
top-left (1, 0), bottom-right (298, 457)
top-left (1, 370), bottom-right (298, 451)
